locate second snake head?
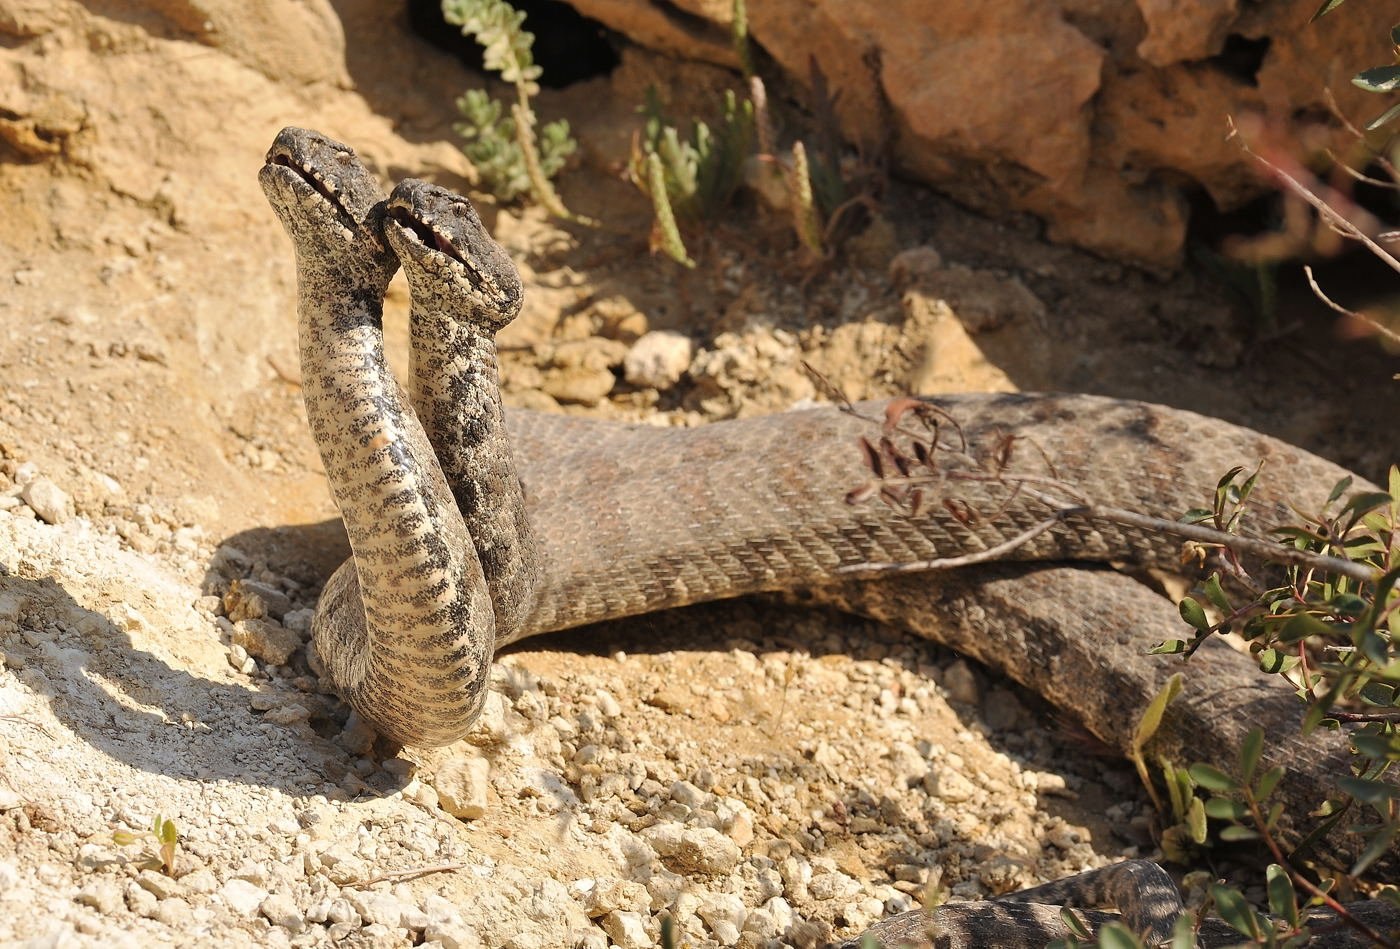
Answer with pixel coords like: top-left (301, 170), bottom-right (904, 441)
top-left (384, 178), bottom-right (525, 334)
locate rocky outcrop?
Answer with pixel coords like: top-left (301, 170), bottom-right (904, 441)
top-left (563, 0), bottom-right (1396, 266)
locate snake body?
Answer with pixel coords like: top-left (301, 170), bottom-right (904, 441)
top-left (260, 128), bottom-right (1394, 943)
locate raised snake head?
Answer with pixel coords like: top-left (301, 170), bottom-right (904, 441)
top-left (259, 126), bottom-right (397, 287)
top-left (384, 178), bottom-right (524, 334)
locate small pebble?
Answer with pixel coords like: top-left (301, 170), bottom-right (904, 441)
top-left (941, 659), bottom-right (982, 705)
top-left (623, 331), bottom-right (693, 390)
top-left (219, 878), bottom-right (269, 917)
top-left (20, 477), bottom-right (70, 524)
top-left (599, 910), bottom-right (650, 949)
top-left (433, 754), bottom-right (490, 820)
top-left (261, 892), bottom-right (306, 933)
top-left (640, 823), bottom-right (741, 875)
top-left (231, 618), bottom-right (301, 666)
top-left (124, 880), bottom-right (159, 918)
top-left (75, 880), bottom-right (124, 914)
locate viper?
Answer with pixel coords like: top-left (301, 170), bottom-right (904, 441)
top-left (259, 127), bottom-right (1396, 947)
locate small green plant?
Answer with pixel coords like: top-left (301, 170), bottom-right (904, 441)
top-left (749, 73), bottom-right (843, 262)
top-left (441, 0), bottom-right (580, 218)
top-left (627, 0), bottom-right (880, 267)
top-left (628, 87), bottom-right (754, 266)
top-left (785, 140), bottom-right (824, 258)
top-left (1137, 466), bottom-right (1400, 947)
top-left (1160, 466), bottom-right (1399, 857)
top-left (113, 814), bottom-right (180, 876)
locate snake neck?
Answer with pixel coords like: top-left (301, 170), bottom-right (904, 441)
top-left (295, 270), bottom-right (496, 745)
top-left (406, 291), bottom-right (540, 641)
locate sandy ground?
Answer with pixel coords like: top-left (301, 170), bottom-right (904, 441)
top-left (0, 3), bottom-right (1395, 947)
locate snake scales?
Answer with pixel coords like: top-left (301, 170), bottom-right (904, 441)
top-left (259, 128), bottom-right (1395, 946)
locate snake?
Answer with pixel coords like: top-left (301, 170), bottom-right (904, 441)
top-left (259, 128), bottom-right (1396, 946)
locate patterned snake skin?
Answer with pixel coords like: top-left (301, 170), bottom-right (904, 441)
top-left (259, 128), bottom-right (1395, 946)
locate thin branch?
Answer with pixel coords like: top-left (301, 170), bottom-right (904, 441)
top-left (344, 862), bottom-right (467, 888)
top-left (842, 481), bottom-right (1380, 584)
top-left (1303, 265), bottom-right (1400, 346)
top-left (1228, 116), bottom-right (1400, 275)
top-left (1326, 709), bottom-right (1400, 724)
top-left (1046, 494), bottom-right (1379, 583)
top-left (0, 714), bottom-right (56, 739)
top-left (1325, 151), bottom-right (1400, 191)
top-left (1323, 87), bottom-right (1400, 182)
top-left (835, 513), bottom-right (1074, 576)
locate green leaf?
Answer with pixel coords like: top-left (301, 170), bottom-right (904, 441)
top-left (1060, 906), bottom-right (1093, 938)
top-left (112, 830), bottom-right (139, 846)
top-left (1257, 648), bottom-right (1298, 674)
top-left (1212, 884), bottom-right (1261, 937)
top-left (1338, 776), bottom-right (1400, 804)
top-left (1237, 465), bottom-right (1261, 506)
top-left (1359, 627), bottom-right (1391, 666)
top-left (1349, 733), bottom-right (1394, 761)
top-left (1219, 824), bottom-right (1262, 842)
top-left (1339, 490), bottom-right (1394, 524)
top-left (1350, 821), bottom-right (1399, 877)
top-left (1215, 466), bottom-right (1246, 494)
top-left (1097, 922), bottom-right (1147, 949)
top-left (1360, 681), bottom-right (1397, 707)
top-left (1301, 702), bottom-right (1335, 736)
top-left (1166, 760), bottom-right (1195, 820)
top-left (1239, 728), bottom-right (1264, 784)
top-left (1329, 591), bottom-right (1369, 617)
top-left (1277, 612), bottom-right (1334, 645)
top-left (1169, 914), bottom-right (1196, 949)
top-left (1274, 525), bottom-right (1330, 547)
top-left (1309, 0), bottom-right (1349, 20)
top-left (1326, 475), bottom-right (1355, 506)
top-left (1134, 673), bottom-right (1183, 751)
top-left (1266, 864), bottom-right (1299, 926)
top-left (1353, 65), bottom-right (1400, 94)
top-left (1202, 574), bottom-right (1231, 612)
top-left (1188, 796), bottom-right (1208, 844)
top-left (1189, 763), bottom-right (1239, 792)
top-left (1254, 766), bottom-right (1285, 802)
top-left (1151, 639), bottom-right (1188, 655)
top-left (1179, 597), bottom-right (1211, 633)
top-left (1204, 797), bottom-right (1248, 821)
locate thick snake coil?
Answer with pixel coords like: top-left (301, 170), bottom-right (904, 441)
top-left (260, 129), bottom-right (1396, 946)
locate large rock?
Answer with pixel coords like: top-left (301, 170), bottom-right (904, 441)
top-left (563, 0), bottom-right (1396, 266)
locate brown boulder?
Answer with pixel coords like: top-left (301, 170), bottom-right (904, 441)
top-left (564, 0), bottom-right (1395, 266)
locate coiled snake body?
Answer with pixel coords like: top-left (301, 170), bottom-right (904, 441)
top-left (260, 129), bottom-right (1394, 947)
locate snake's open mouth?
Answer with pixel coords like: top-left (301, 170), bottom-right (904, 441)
top-left (263, 148), bottom-right (359, 229)
top-left (387, 203), bottom-right (472, 268)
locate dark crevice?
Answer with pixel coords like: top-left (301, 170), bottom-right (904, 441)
top-left (1208, 33), bottom-right (1270, 87)
top-left (405, 0), bottom-right (619, 88)
top-left (1184, 187), bottom-right (1280, 251)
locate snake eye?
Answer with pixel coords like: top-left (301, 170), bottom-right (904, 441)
top-left (452, 202), bottom-right (469, 216)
